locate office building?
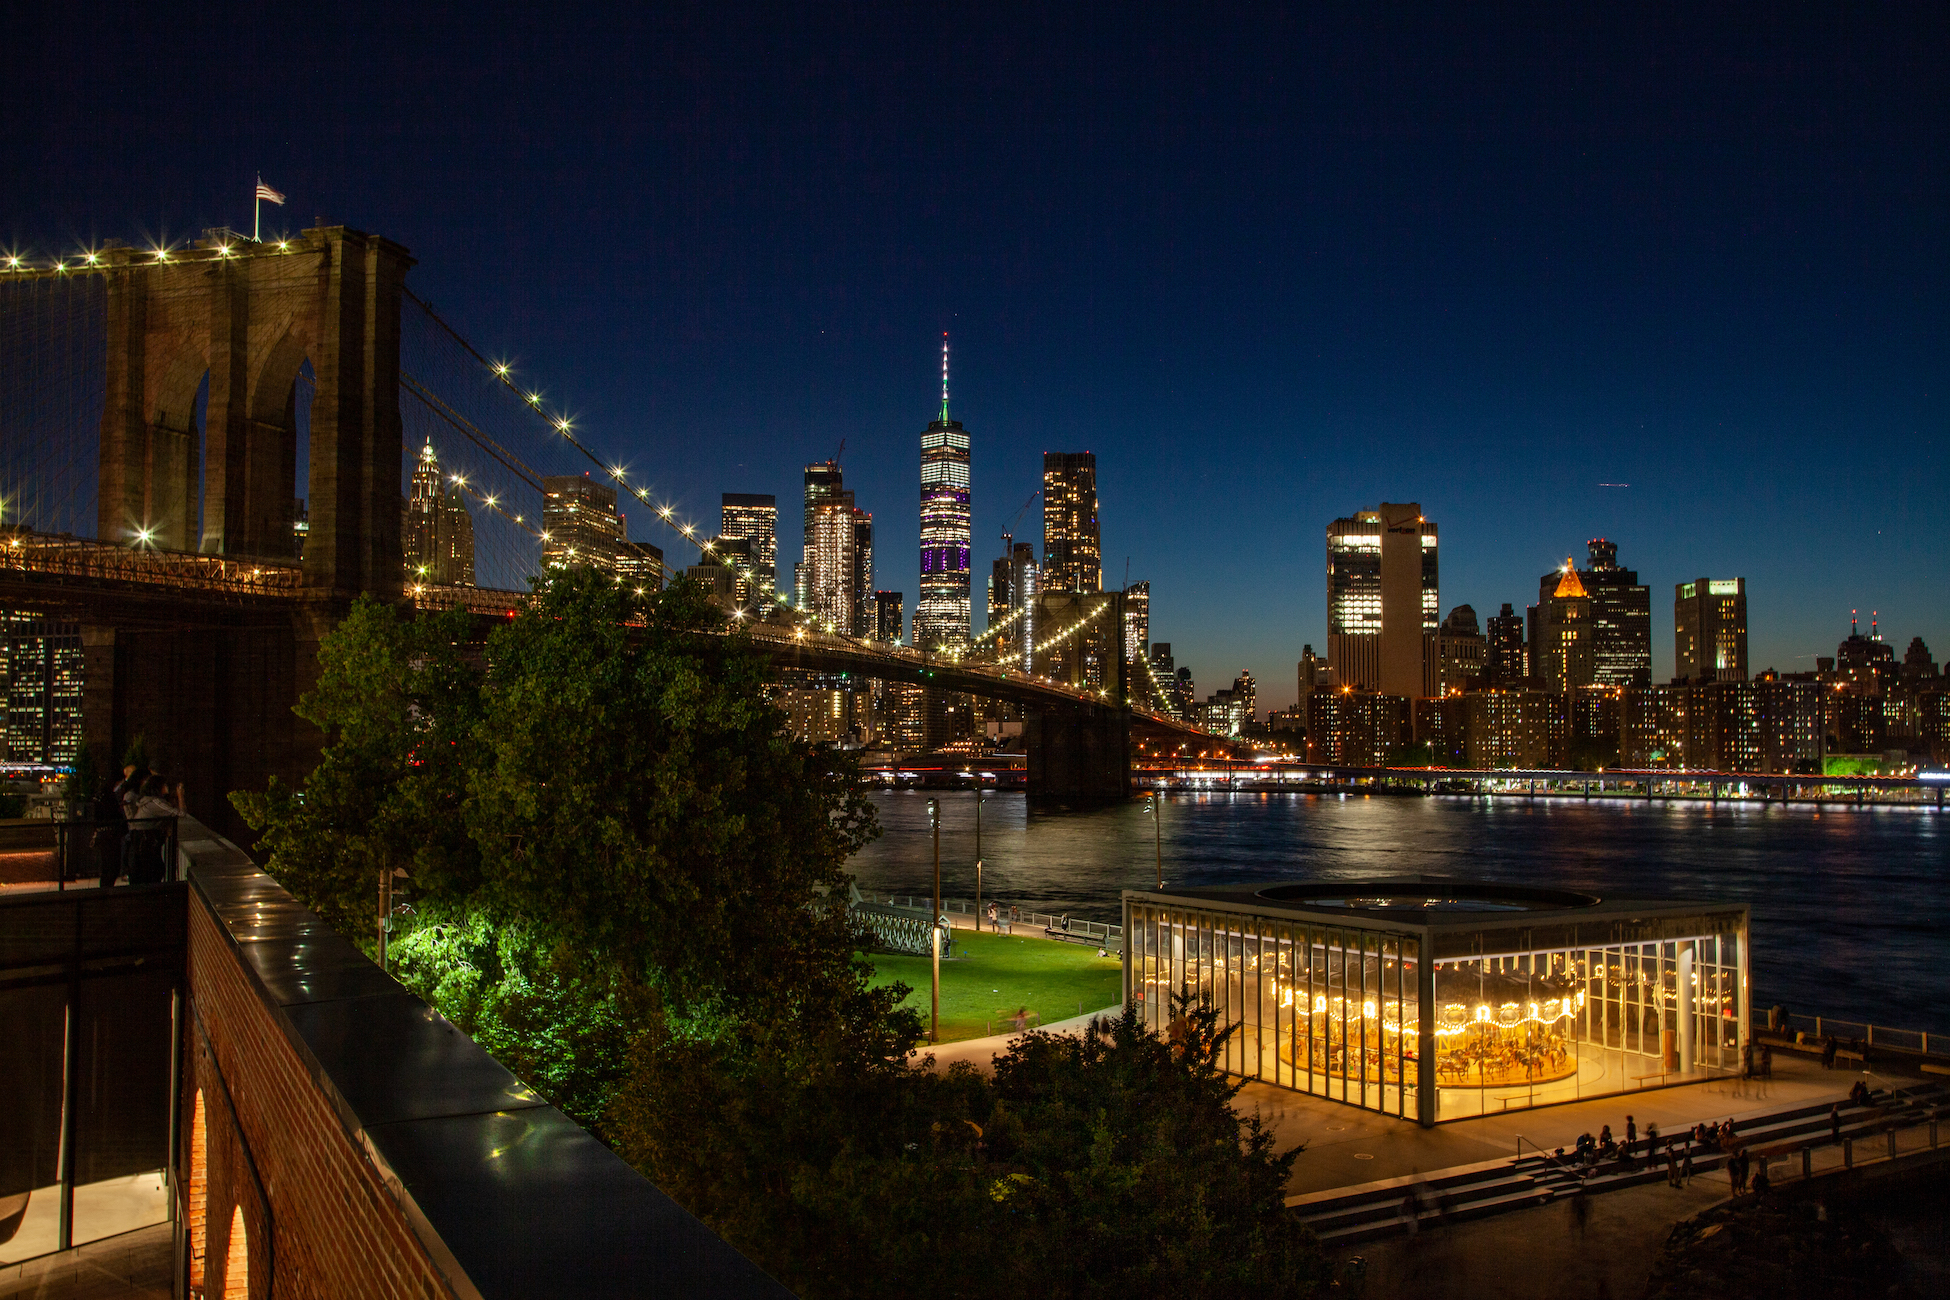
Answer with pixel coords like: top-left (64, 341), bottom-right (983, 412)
top-left (1042, 452), bottom-right (1102, 594)
top-left (719, 493), bottom-right (778, 606)
top-left (1298, 644), bottom-right (1332, 709)
top-left (1531, 561), bottom-right (1596, 695)
top-left (851, 511), bottom-right (874, 635)
top-left (699, 535), bottom-right (753, 602)
top-left (915, 337), bottom-right (972, 649)
top-left (1232, 670), bottom-right (1258, 733)
top-left (799, 462), bottom-right (845, 611)
top-left (402, 441), bottom-right (477, 586)
top-left (1327, 504), bottom-right (1437, 698)
top-left (0, 610), bottom-right (83, 766)
top-left (1485, 604), bottom-right (1527, 686)
top-left (1675, 578), bottom-right (1748, 683)
top-left (807, 495), bottom-right (858, 631)
top-left (1123, 580), bottom-right (1150, 665)
top-left (616, 539), bottom-right (666, 593)
top-left (874, 591), bottom-right (905, 644)
top-left (985, 542), bottom-right (1039, 666)
top-left (542, 474), bottom-right (622, 574)
top-left (1581, 539), bottom-right (1652, 687)
top-left (1435, 606), bottom-right (1486, 696)
top-left (1306, 689), bottom-right (1410, 766)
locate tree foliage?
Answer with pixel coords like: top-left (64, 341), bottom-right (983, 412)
top-left (613, 992), bottom-right (1324, 1299)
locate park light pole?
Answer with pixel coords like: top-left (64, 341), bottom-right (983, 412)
top-left (1146, 794), bottom-right (1162, 889)
top-left (930, 797), bottom-right (941, 1045)
top-left (974, 789), bottom-right (987, 929)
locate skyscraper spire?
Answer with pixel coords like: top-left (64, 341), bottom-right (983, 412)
top-left (939, 332), bottom-right (951, 422)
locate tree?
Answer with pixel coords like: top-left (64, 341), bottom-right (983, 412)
top-left (230, 597), bottom-right (483, 939)
top-left (611, 991), bottom-right (1325, 1300)
top-left (460, 569), bottom-right (880, 1026)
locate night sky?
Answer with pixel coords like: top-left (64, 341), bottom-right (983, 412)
top-left (10, 3), bottom-right (1946, 706)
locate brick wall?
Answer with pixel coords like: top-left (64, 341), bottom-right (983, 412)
top-left (180, 894), bottom-right (451, 1300)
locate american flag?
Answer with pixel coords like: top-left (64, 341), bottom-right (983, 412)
top-left (255, 179), bottom-right (286, 205)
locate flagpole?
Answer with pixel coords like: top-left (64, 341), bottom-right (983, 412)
top-left (254, 177), bottom-right (261, 242)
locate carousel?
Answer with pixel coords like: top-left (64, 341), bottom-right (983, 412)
top-left (1273, 963), bottom-right (1585, 1088)
top-left (1430, 962), bottom-right (1582, 1088)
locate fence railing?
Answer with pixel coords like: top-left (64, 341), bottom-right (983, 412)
top-left (1779, 1012), bottom-right (1943, 1058)
top-left (1750, 1116), bottom-right (1946, 1191)
top-left (867, 894), bottom-right (1123, 949)
top-left (0, 817), bottom-right (183, 893)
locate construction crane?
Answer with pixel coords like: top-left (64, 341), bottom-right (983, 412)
top-left (1001, 489), bottom-right (1039, 555)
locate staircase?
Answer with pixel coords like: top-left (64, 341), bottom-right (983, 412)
top-left (1293, 1081), bottom-right (1949, 1246)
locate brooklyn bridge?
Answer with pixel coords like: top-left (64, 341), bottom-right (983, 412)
top-left (0, 225), bottom-right (1219, 838)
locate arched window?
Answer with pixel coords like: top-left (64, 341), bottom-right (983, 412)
top-left (223, 1204), bottom-right (247, 1297)
top-left (188, 1090), bottom-right (207, 1291)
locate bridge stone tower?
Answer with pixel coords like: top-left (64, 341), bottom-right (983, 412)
top-left (97, 226), bottom-right (412, 599)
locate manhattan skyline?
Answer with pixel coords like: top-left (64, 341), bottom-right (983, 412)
top-left (7, 4), bottom-right (1945, 706)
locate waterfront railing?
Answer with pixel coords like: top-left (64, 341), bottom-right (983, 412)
top-left (868, 894), bottom-right (1123, 950)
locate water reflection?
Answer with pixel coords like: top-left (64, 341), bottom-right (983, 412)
top-left (846, 791), bottom-right (1947, 1034)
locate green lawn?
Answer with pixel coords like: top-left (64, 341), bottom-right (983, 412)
top-left (865, 929), bottom-right (1125, 1043)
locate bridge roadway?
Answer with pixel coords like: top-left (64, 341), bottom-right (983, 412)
top-left (2, 532), bottom-right (1218, 830)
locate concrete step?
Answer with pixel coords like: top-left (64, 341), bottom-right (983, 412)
top-left (1315, 1184), bottom-right (1556, 1245)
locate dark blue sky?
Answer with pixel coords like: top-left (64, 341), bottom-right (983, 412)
top-left (10, 2), bottom-right (1946, 706)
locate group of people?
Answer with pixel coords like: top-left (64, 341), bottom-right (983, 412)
top-left (1570, 1113), bottom-right (1666, 1170)
top-left (90, 762), bottom-right (182, 887)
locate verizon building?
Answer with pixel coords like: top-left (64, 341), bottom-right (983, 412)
top-left (1327, 503), bottom-right (1437, 697)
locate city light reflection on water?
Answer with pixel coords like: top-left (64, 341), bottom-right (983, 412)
top-left (847, 791), bottom-right (1948, 1034)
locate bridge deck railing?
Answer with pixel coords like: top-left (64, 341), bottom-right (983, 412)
top-left (2, 529), bottom-right (304, 596)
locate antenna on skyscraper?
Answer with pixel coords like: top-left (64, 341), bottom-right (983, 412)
top-left (940, 331), bottom-right (951, 422)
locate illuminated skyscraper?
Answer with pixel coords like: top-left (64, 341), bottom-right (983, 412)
top-left (1327, 504), bottom-right (1437, 697)
top-left (851, 509), bottom-right (874, 635)
top-left (1, 611), bottom-right (83, 766)
top-left (1533, 561), bottom-right (1595, 695)
top-left (799, 462), bottom-right (844, 610)
top-left (1581, 539), bottom-right (1652, 687)
top-left (1123, 580), bottom-right (1150, 664)
top-left (916, 335), bottom-right (971, 649)
top-left (542, 474), bottom-right (621, 574)
top-left (402, 441), bottom-right (477, 586)
top-left (1041, 452), bottom-right (1100, 594)
top-left (720, 493), bottom-right (777, 605)
top-left (1675, 578), bottom-right (1748, 683)
top-left (808, 493), bottom-right (857, 631)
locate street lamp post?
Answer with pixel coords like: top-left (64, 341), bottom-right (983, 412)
top-left (974, 789), bottom-right (986, 929)
top-left (1147, 794), bottom-right (1162, 888)
top-left (930, 797), bottom-right (941, 1045)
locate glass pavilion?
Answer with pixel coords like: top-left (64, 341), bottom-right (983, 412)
top-left (1123, 878), bottom-right (1749, 1126)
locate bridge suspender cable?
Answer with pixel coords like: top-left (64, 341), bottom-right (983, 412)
top-left (399, 372), bottom-right (545, 492)
top-left (400, 287), bottom-right (712, 562)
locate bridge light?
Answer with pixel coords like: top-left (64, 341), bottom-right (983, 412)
top-left (276, 240), bottom-right (289, 251)
top-left (85, 251), bottom-right (99, 264)
top-left (494, 363), bottom-right (509, 375)
top-left (217, 244), bottom-right (232, 257)
top-left (4, 255), bottom-right (19, 268)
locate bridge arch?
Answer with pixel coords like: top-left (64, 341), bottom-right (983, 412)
top-left (96, 227), bottom-right (414, 597)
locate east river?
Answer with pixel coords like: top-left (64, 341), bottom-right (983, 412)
top-left (846, 791), bottom-right (1949, 1036)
